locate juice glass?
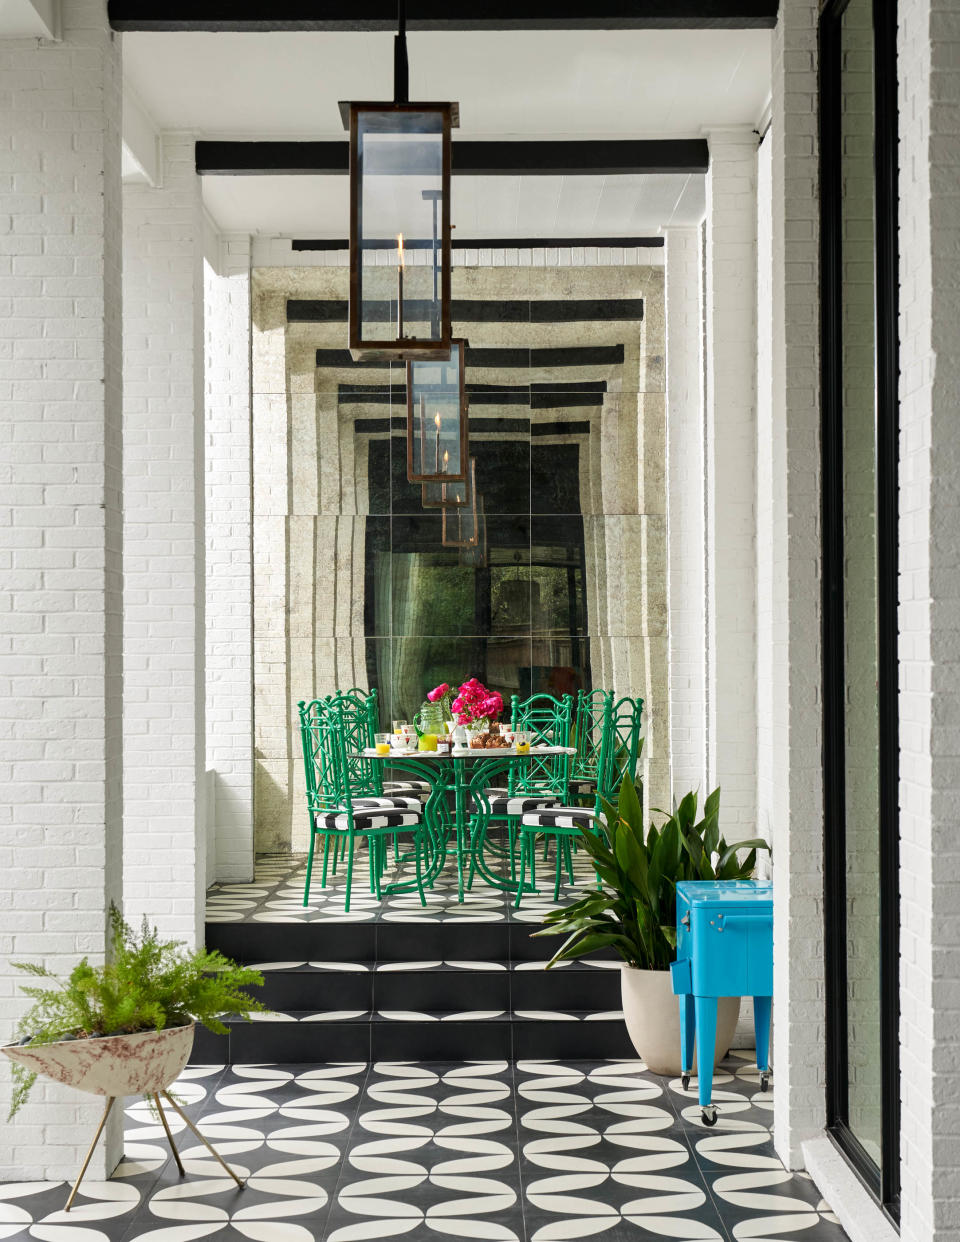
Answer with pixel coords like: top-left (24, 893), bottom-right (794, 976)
top-left (374, 733), bottom-right (391, 756)
top-left (515, 731), bottom-right (531, 755)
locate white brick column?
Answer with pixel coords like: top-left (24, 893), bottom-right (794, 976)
top-left (123, 133), bottom-right (206, 945)
top-left (664, 226), bottom-right (707, 796)
top-left (205, 235), bottom-right (254, 882)
top-left (767, 0), bottom-right (825, 1169)
top-left (0, 0), bottom-right (124, 1178)
top-left (703, 129), bottom-right (759, 831)
top-left (898, 1), bottom-right (960, 1235)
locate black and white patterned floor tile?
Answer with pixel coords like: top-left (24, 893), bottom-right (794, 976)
top-left (206, 850), bottom-right (599, 926)
top-left (1, 1056), bottom-right (848, 1242)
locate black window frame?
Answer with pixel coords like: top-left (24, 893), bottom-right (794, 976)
top-left (819, 0), bottom-right (900, 1221)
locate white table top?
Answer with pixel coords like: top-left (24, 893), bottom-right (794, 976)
top-left (354, 745), bottom-right (576, 760)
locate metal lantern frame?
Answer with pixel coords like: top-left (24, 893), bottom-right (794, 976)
top-left (459, 509), bottom-right (488, 568)
top-left (406, 338), bottom-right (469, 485)
top-left (442, 467), bottom-right (483, 549)
top-left (342, 100), bottom-right (457, 361)
top-left (422, 453), bottom-right (475, 510)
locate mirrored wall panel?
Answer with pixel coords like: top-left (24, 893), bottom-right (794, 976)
top-left (252, 262), bottom-right (667, 852)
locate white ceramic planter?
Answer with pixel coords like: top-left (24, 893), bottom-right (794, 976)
top-left (2, 1023), bottom-right (195, 1098)
top-left (620, 966), bottom-right (740, 1076)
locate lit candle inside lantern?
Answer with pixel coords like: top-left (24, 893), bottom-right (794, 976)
top-left (397, 233), bottom-right (405, 339)
top-left (442, 450), bottom-right (449, 473)
top-left (434, 410), bottom-right (441, 474)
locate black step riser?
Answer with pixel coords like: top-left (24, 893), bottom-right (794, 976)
top-left (207, 920), bottom-right (616, 964)
top-left (251, 970), bottom-right (621, 1012)
top-left (190, 1018), bottom-right (634, 1064)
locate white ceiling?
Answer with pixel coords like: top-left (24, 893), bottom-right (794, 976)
top-left (201, 171), bottom-right (707, 238)
top-left (122, 27), bottom-right (769, 236)
top-left (124, 28), bottom-right (771, 139)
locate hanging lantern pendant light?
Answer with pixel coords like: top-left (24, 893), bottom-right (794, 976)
top-left (341, 0), bottom-right (459, 361)
top-left (406, 338), bottom-right (469, 484)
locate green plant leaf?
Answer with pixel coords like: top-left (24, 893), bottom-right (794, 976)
top-left (702, 809), bottom-right (720, 862)
top-left (575, 826), bottom-right (616, 870)
top-left (715, 838), bottom-right (770, 874)
top-left (676, 790), bottom-right (698, 832)
top-left (546, 930), bottom-right (632, 969)
top-left (615, 823), bottom-right (649, 894)
top-left (617, 774), bottom-right (642, 833)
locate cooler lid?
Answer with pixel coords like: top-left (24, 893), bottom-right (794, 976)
top-left (677, 880), bottom-right (772, 906)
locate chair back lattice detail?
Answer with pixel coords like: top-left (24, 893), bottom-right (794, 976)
top-left (299, 697), bottom-right (351, 814)
top-left (508, 692), bottom-right (573, 798)
top-left (572, 689), bottom-right (613, 787)
top-left (601, 694), bottom-right (644, 799)
top-left (332, 688), bottom-right (386, 799)
top-left (299, 690), bottom-right (383, 813)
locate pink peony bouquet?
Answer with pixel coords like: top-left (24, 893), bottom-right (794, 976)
top-left (451, 677), bottom-right (504, 728)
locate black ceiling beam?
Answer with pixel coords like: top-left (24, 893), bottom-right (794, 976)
top-left (289, 297), bottom-right (644, 322)
top-left (110, 0), bottom-right (777, 32)
top-left (293, 235), bottom-right (664, 250)
top-left (195, 138), bottom-right (709, 176)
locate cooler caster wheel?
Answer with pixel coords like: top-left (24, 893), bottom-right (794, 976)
top-left (681, 1074), bottom-right (690, 1092)
top-left (701, 1105), bottom-right (717, 1127)
top-left (760, 1072), bottom-right (770, 1092)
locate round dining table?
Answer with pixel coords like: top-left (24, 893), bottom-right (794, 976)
top-left (349, 745), bottom-right (576, 903)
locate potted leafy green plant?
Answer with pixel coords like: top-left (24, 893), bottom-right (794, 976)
top-left (534, 775), bottom-right (769, 1075)
top-left (2, 906), bottom-right (266, 1209)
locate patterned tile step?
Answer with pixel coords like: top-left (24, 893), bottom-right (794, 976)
top-left (249, 958), bottom-right (623, 1013)
top-left (191, 1009), bottom-right (636, 1063)
top-left (206, 915), bottom-right (613, 965)
top-left (0, 1057), bottom-right (849, 1242)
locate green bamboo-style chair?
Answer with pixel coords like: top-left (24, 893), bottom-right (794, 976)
top-left (299, 695), bottom-right (428, 912)
top-left (599, 694), bottom-right (644, 802)
top-left (569, 689), bottom-right (613, 804)
top-left (514, 691), bottom-right (644, 907)
top-left (468, 692), bottom-right (573, 887)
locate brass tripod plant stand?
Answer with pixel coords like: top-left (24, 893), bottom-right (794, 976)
top-left (3, 1024), bottom-right (245, 1211)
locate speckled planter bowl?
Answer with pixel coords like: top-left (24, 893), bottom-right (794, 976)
top-left (1, 1023), bottom-right (195, 1097)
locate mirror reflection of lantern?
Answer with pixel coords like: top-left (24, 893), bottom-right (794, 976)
top-left (397, 233), bottom-right (405, 337)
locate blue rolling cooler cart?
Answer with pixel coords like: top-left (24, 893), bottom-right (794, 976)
top-left (670, 880), bottom-right (773, 1126)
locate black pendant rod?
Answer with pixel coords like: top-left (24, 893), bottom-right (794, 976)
top-left (394, 0), bottom-right (409, 102)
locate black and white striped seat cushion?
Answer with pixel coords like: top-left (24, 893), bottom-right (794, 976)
top-left (521, 806), bottom-right (600, 830)
top-left (475, 794), bottom-right (560, 816)
top-left (383, 780), bottom-right (433, 801)
top-left (316, 807), bottom-right (421, 831)
top-left (351, 796), bottom-right (421, 812)
top-left (569, 778), bottom-right (598, 796)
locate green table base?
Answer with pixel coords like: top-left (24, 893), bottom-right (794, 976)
top-left (367, 752), bottom-right (562, 901)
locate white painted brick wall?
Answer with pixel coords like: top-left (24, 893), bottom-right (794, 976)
top-left (703, 129), bottom-right (759, 834)
top-left (0, 0), bottom-right (124, 1179)
top-left (767, 0), bottom-right (825, 1170)
top-left (205, 234), bottom-right (255, 882)
top-left (897, 1), bottom-right (960, 1236)
top-left (755, 130), bottom-right (775, 867)
top-left (122, 133), bottom-right (206, 946)
top-left (665, 226), bottom-right (707, 797)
